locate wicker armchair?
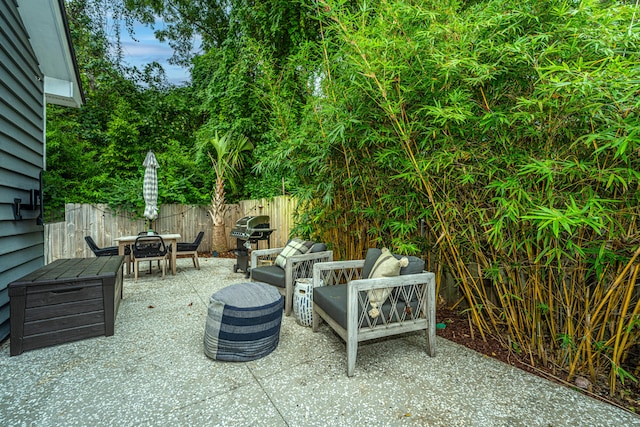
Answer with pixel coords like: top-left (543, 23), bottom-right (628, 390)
top-left (312, 249), bottom-right (436, 376)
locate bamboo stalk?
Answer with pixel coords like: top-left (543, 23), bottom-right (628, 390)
top-left (609, 264), bottom-right (640, 394)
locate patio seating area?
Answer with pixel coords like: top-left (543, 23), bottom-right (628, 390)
top-left (0, 257), bottom-right (637, 426)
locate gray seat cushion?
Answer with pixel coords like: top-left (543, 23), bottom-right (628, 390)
top-left (251, 264), bottom-right (285, 288)
top-left (251, 242), bottom-right (327, 288)
top-left (314, 284), bottom-right (420, 330)
top-left (310, 242), bottom-right (327, 253)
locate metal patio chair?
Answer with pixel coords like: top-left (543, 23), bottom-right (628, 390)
top-left (85, 235), bottom-right (132, 273)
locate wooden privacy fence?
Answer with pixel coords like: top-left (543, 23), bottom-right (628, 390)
top-left (45, 196), bottom-right (297, 263)
top-left (44, 198), bottom-right (465, 305)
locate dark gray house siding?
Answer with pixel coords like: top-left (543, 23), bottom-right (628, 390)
top-left (0, 0), bottom-right (82, 342)
top-left (0, 0), bottom-right (46, 342)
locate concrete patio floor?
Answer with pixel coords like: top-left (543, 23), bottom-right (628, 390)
top-left (1, 257), bottom-right (638, 426)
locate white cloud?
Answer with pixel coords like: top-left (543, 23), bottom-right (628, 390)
top-left (121, 41), bottom-right (172, 59)
top-left (109, 19), bottom-right (191, 85)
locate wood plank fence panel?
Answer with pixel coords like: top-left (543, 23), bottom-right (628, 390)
top-left (44, 198), bottom-right (462, 306)
top-left (44, 196), bottom-right (296, 263)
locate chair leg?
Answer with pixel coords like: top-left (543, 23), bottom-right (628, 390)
top-left (193, 252), bottom-right (200, 270)
top-left (134, 260), bottom-right (139, 281)
top-left (346, 288), bottom-right (358, 376)
top-left (125, 245), bottom-right (132, 275)
top-left (284, 285), bottom-right (293, 317)
top-left (346, 338), bottom-right (357, 377)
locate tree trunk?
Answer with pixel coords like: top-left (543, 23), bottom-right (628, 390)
top-left (212, 224), bottom-right (227, 253)
top-left (210, 176), bottom-right (227, 253)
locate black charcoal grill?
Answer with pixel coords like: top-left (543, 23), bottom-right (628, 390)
top-left (230, 215), bottom-right (274, 277)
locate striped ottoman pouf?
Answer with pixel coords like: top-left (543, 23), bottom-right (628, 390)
top-left (204, 282), bottom-right (283, 361)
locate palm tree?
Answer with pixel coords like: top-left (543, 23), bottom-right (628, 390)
top-left (198, 129), bottom-right (253, 253)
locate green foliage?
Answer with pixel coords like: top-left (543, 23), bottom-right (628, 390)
top-left (45, 75), bottom-right (207, 216)
top-left (45, 2), bottom-right (207, 219)
top-left (188, 1), bottom-right (322, 201)
top-left (124, 0), bottom-right (231, 65)
top-left (251, 0), bottom-right (640, 395)
top-left (195, 128), bottom-right (254, 193)
top-left (48, 0), bottom-right (316, 219)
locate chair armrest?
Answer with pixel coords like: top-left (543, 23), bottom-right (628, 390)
top-left (348, 271), bottom-right (434, 292)
top-left (313, 259), bottom-right (365, 288)
top-left (288, 250), bottom-right (334, 265)
top-left (176, 243), bottom-right (197, 252)
top-left (251, 247), bottom-right (284, 269)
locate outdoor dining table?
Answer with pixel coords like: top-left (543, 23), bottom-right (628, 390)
top-left (114, 233), bottom-right (181, 276)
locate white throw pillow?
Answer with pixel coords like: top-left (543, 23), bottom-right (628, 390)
top-left (367, 248), bottom-right (408, 318)
top-left (274, 238), bottom-right (313, 269)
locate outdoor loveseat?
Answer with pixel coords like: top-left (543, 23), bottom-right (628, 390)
top-left (250, 239), bottom-right (333, 316)
top-left (312, 248), bottom-right (436, 376)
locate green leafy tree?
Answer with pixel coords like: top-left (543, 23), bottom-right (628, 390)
top-left (128, 0), bottom-right (321, 200)
top-left (46, 1), bottom-right (207, 220)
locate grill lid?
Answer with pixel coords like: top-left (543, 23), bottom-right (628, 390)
top-left (231, 215), bottom-right (274, 240)
top-left (234, 215), bottom-right (269, 230)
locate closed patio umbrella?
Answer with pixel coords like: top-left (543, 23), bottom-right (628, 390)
top-left (143, 151), bottom-right (159, 227)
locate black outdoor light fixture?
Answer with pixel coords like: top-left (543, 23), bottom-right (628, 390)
top-left (13, 171), bottom-right (44, 225)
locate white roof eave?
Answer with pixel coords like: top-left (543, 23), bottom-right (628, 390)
top-left (16, 0), bottom-right (84, 108)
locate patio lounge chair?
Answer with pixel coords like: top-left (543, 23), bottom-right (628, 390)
top-left (250, 239), bottom-right (333, 316)
top-left (312, 248), bottom-right (436, 376)
top-left (132, 235), bottom-right (169, 280)
top-left (171, 231), bottom-right (204, 270)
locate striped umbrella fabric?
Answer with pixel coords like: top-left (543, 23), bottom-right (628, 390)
top-left (143, 151), bottom-right (159, 221)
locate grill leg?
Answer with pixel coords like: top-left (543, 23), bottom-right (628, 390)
top-left (231, 232), bottom-right (273, 276)
top-left (234, 239), bottom-right (250, 275)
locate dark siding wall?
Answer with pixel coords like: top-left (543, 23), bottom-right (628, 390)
top-left (0, 1), bottom-right (46, 341)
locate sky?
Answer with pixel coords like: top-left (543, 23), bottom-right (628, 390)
top-left (115, 20), bottom-right (193, 86)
